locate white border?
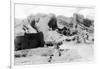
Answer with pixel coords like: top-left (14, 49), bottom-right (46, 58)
top-left (10, 0), bottom-right (96, 69)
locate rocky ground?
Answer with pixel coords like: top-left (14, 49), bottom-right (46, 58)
top-left (14, 42), bottom-right (93, 65)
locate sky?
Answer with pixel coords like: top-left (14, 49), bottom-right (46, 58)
top-left (15, 4), bottom-right (95, 20)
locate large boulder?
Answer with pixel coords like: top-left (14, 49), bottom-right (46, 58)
top-left (14, 32), bottom-right (45, 51)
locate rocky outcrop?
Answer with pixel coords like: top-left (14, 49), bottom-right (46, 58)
top-left (14, 13), bottom-right (94, 50)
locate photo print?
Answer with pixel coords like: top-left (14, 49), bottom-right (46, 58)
top-left (14, 3), bottom-right (94, 65)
